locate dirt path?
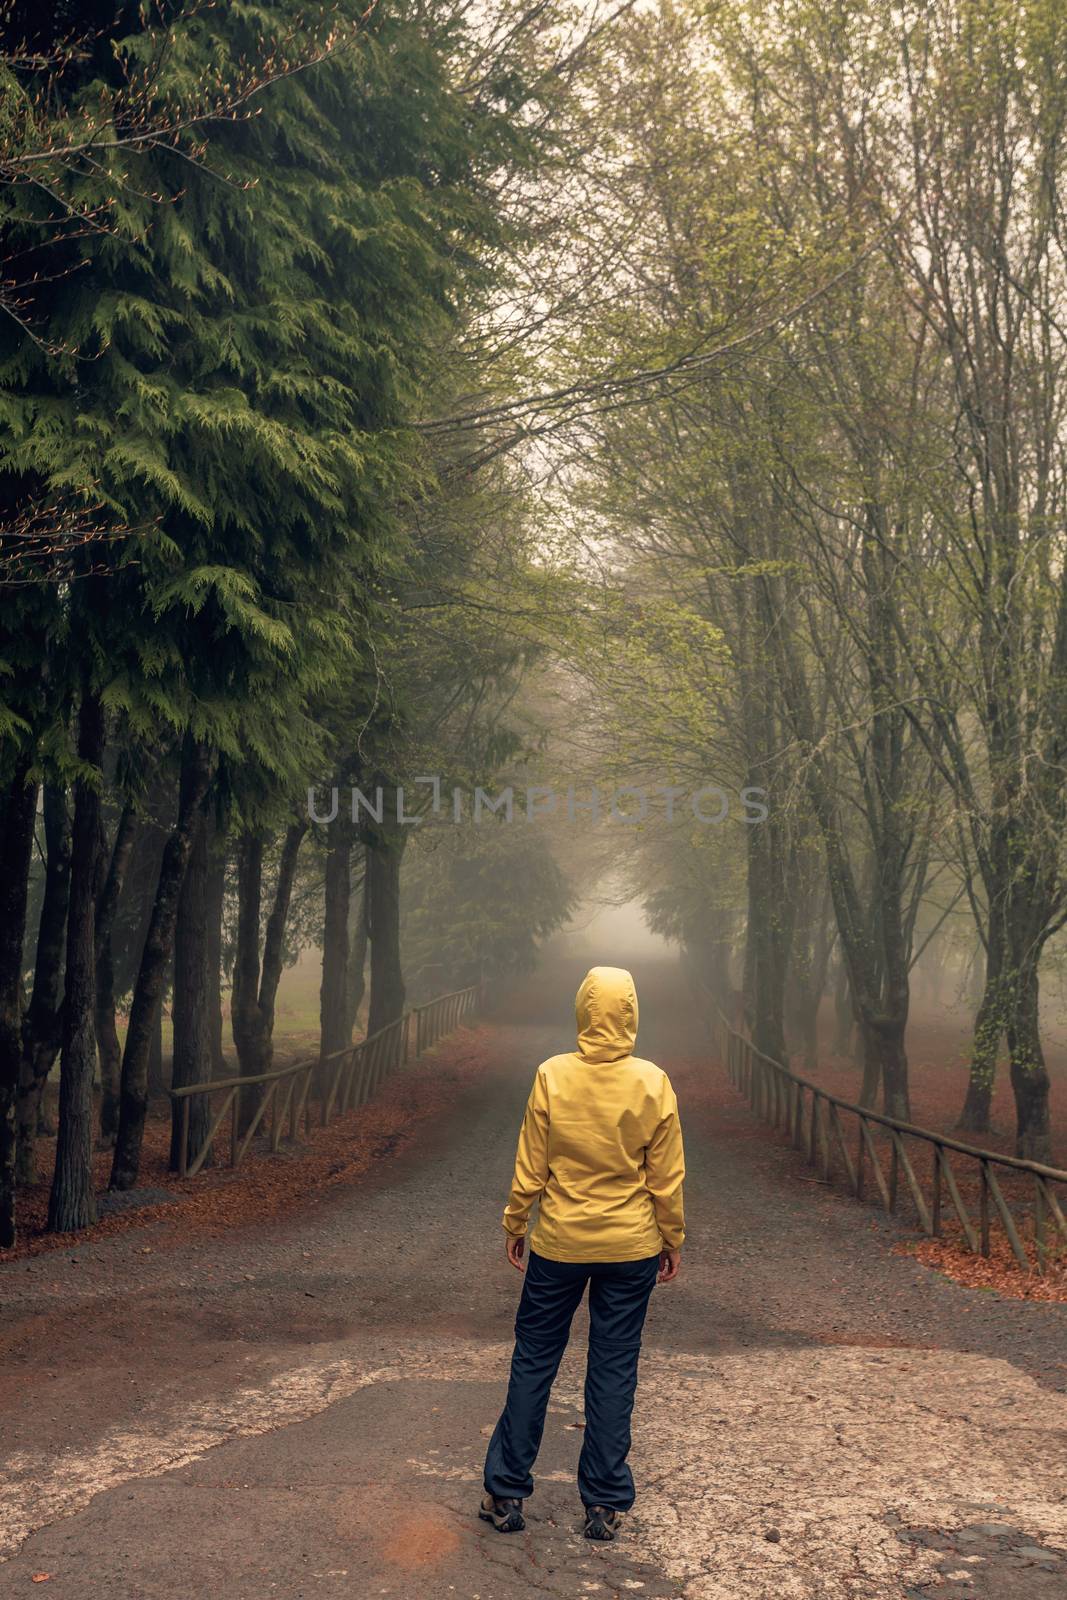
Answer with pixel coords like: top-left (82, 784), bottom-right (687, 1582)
top-left (2, 956), bottom-right (1066, 1599)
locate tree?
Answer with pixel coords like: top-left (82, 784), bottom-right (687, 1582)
top-left (320, 814), bottom-right (354, 1063)
top-left (94, 794), bottom-right (139, 1146)
top-left (170, 793), bottom-right (216, 1169)
top-left (230, 820), bottom-right (307, 1090)
top-left (0, 751), bottom-right (38, 1246)
top-left (47, 665), bottom-right (104, 1233)
top-left (16, 783), bottom-right (71, 1181)
top-left (879, 0), bottom-right (1067, 1157)
top-left (403, 821), bottom-right (574, 992)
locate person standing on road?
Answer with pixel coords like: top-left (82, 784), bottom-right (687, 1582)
top-left (480, 964), bottom-right (685, 1543)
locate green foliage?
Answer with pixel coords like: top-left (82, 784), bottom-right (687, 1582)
top-left (0, 0), bottom-right (538, 815)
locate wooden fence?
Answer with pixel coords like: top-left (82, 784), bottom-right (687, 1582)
top-left (718, 1011), bottom-right (1067, 1274)
top-left (171, 982), bottom-right (482, 1179)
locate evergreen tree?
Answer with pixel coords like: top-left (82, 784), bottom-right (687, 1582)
top-left (1, 0), bottom-right (546, 1225)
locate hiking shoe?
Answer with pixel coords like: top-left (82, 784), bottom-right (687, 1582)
top-left (479, 1493), bottom-right (525, 1533)
top-left (584, 1505), bottom-right (620, 1541)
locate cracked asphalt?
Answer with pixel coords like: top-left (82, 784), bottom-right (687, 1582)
top-left (1, 951), bottom-right (1066, 1599)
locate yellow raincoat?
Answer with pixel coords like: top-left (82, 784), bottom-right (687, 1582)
top-left (502, 966), bottom-right (686, 1262)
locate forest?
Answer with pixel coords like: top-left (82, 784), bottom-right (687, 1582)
top-left (3, 0), bottom-right (1067, 1257)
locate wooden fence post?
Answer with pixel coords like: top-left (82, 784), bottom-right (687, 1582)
top-left (230, 1086), bottom-right (240, 1168)
top-left (179, 1097), bottom-right (190, 1180)
top-left (1035, 1176), bottom-right (1047, 1274)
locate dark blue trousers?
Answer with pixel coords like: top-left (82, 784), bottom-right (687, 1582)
top-left (483, 1248), bottom-right (660, 1511)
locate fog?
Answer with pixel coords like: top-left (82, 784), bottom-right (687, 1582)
top-left (551, 896), bottom-right (676, 967)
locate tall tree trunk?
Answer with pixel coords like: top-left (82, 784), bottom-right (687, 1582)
top-left (48, 691), bottom-right (106, 1234)
top-left (731, 571), bottom-right (794, 1064)
top-left (366, 828), bottom-right (406, 1036)
top-left (110, 735), bottom-right (213, 1191)
top-left (744, 803), bottom-right (793, 1064)
top-left (0, 756), bottom-right (40, 1248)
top-left (1006, 957), bottom-right (1052, 1163)
top-left (831, 958), bottom-right (854, 1056)
top-left (231, 831), bottom-right (269, 1083)
top-left (870, 1017), bottom-right (909, 1122)
top-left (232, 823), bottom-right (306, 1126)
top-left (113, 816), bottom-right (168, 1007)
top-left (147, 995), bottom-right (167, 1098)
top-left (343, 850), bottom-right (368, 1041)
top-left (94, 935), bottom-right (122, 1148)
top-left (957, 925), bottom-right (1002, 1134)
top-left (260, 822), bottom-right (306, 1037)
top-left (204, 819), bottom-right (227, 1076)
top-left (760, 560), bottom-right (913, 1122)
top-left (320, 823), bottom-right (351, 1063)
top-left (873, 867), bottom-right (912, 1123)
top-left (959, 845), bottom-right (1055, 1158)
top-left (853, 871), bottom-right (885, 1106)
top-left (171, 806), bottom-right (213, 1171)
top-left (787, 969), bottom-right (820, 1074)
top-left (692, 907), bottom-right (733, 1006)
top-left (791, 893), bottom-right (834, 1073)
top-left (16, 784), bottom-right (71, 1183)
top-left (94, 800), bottom-right (139, 1147)
top-left (741, 890), bottom-right (756, 1038)
top-left (858, 1027), bottom-right (880, 1110)
top-left (785, 876), bottom-right (831, 1073)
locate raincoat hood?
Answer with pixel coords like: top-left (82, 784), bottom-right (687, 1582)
top-left (575, 965), bottom-right (639, 1063)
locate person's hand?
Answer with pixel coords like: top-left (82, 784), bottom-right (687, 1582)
top-left (657, 1247), bottom-right (681, 1284)
top-left (506, 1234), bottom-right (526, 1272)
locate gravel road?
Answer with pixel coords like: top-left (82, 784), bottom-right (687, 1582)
top-left (1, 953), bottom-right (1066, 1599)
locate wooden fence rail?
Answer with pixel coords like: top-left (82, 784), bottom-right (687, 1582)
top-left (717, 1010), bottom-right (1067, 1274)
top-left (171, 982), bottom-right (482, 1179)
